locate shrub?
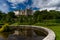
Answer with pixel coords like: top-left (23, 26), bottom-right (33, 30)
top-left (0, 23), bottom-right (10, 32)
top-left (0, 24), bottom-right (8, 32)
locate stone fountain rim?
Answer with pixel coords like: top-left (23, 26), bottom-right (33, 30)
top-left (20, 25), bottom-right (56, 40)
top-left (10, 25), bottom-right (56, 40)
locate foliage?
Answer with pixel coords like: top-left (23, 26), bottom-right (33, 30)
top-left (0, 23), bottom-right (9, 32)
top-left (0, 23), bottom-right (13, 32)
top-left (0, 10), bottom-right (60, 25)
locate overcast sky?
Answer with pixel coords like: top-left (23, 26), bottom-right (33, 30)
top-left (0, 0), bottom-right (60, 13)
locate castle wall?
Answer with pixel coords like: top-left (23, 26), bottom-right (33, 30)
top-left (14, 9), bottom-right (33, 16)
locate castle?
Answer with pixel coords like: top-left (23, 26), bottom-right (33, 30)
top-left (14, 9), bottom-right (33, 16)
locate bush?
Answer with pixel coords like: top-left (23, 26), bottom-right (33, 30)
top-left (0, 23), bottom-right (11, 32)
top-left (0, 24), bottom-right (8, 32)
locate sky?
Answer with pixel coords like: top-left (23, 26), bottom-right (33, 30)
top-left (0, 0), bottom-right (60, 13)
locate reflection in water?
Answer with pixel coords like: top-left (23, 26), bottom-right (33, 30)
top-left (0, 28), bottom-right (46, 40)
top-left (0, 32), bottom-right (14, 40)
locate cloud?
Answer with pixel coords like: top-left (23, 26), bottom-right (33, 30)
top-left (0, 0), bottom-right (9, 13)
top-left (0, 3), bottom-right (9, 13)
top-left (7, 0), bottom-right (26, 4)
top-left (32, 0), bottom-right (49, 8)
top-left (32, 0), bottom-right (60, 11)
top-left (7, 0), bottom-right (60, 11)
top-left (40, 7), bottom-right (57, 11)
top-left (0, 0), bottom-right (60, 13)
top-left (7, 0), bottom-right (27, 9)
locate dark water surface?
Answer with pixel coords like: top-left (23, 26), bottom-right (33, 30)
top-left (0, 28), bottom-right (46, 40)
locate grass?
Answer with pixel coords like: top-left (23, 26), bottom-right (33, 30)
top-left (11, 22), bottom-right (30, 26)
top-left (34, 22), bottom-right (60, 40)
top-left (46, 26), bottom-right (60, 40)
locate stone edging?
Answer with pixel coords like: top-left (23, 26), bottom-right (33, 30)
top-left (19, 25), bottom-right (56, 40)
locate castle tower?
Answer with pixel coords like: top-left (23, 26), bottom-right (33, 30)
top-left (14, 10), bottom-right (20, 16)
top-left (26, 9), bottom-right (33, 15)
top-left (14, 9), bottom-right (33, 16)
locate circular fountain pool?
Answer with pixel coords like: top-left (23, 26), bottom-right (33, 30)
top-left (0, 25), bottom-right (55, 40)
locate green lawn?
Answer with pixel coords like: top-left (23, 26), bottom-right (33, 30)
top-left (45, 26), bottom-right (60, 40)
top-left (34, 23), bottom-right (60, 40)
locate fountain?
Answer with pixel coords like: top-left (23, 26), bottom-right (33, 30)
top-left (0, 25), bottom-right (55, 40)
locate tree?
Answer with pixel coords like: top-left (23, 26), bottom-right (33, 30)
top-left (5, 12), bottom-right (16, 24)
top-left (0, 11), bottom-right (3, 20)
top-left (33, 10), bottom-right (41, 22)
top-left (7, 12), bottom-right (16, 18)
